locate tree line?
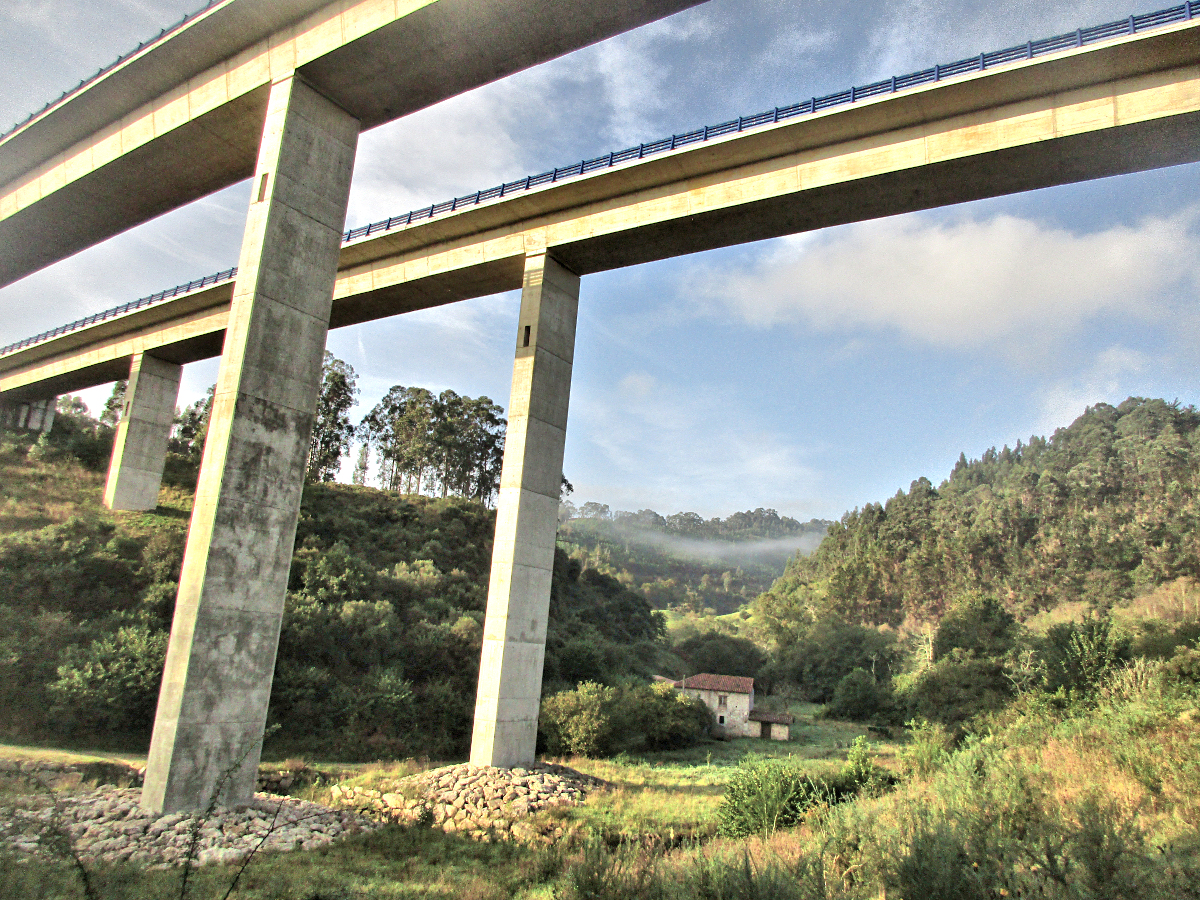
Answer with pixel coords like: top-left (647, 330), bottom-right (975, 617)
top-left (561, 502), bottom-right (825, 541)
top-left (757, 397), bottom-right (1200, 630)
top-left (162, 353), bottom-right (507, 504)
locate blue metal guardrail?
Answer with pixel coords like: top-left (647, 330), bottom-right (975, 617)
top-left (2, 0), bottom-right (1197, 359)
top-left (2, 0), bottom-right (223, 142)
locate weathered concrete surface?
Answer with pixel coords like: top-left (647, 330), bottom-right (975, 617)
top-left (141, 75), bottom-right (359, 815)
top-left (103, 353), bottom-right (181, 511)
top-left (0, 396), bottom-right (54, 432)
top-left (471, 252), bottom-right (579, 768)
top-left (5, 16), bottom-right (1199, 403)
top-left (0, 0), bottom-right (707, 288)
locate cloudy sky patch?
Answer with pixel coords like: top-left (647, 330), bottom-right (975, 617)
top-left (701, 207), bottom-right (1199, 352)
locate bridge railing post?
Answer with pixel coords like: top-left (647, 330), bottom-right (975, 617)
top-left (141, 73), bottom-right (359, 815)
top-left (470, 251), bottom-right (580, 768)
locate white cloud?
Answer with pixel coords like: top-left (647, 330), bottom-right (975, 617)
top-left (348, 86), bottom-right (533, 228)
top-left (568, 10), bottom-right (721, 144)
top-left (698, 207), bottom-right (1200, 353)
top-left (346, 5), bottom-right (722, 229)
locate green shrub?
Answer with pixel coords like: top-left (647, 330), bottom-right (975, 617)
top-left (48, 622), bottom-right (168, 734)
top-left (540, 681), bottom-right (710, 758)
top-left (899, 718), bottom-right (953, 778)
top-left (0, 604), bottom-right (91, 739)
top-left (889, 820), bottom-right (989, 900)
top-left (826, 667), bottom-right (898, 723)
top-left (1041, 616), bottom-right (1131, 699)
top-left (1161, 645), bottom-right (1200, 685)
top-left (541, 681), bottom-right (619, 757)
top-left (635, 681), bottom-right (713, 751)
top-left (717, 756), bottom-right (854, 838)
top-left (0, 518), bottom-right (150, 618)
top-left (901, 653), bottom-right (1013, 734)
top-left (841, 735), bottom-right (896, 795)
top-left (933, 595), bottom-right (1017, 661)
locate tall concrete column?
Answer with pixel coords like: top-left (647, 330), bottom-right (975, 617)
top-left (471, 251), bottom-right (580, 767)
top-left (142, 74), bottom-right (359, 814)
top-left (14, 397), bottom-right (56, 433)
top-left (103, 353), bottom-right (181, 511)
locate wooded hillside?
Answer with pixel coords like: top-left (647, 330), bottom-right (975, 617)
top-left (758, 397), bottom-right (1200, 633)
top-left (0, 432), bottom-right (666, 760)
top-left (559, 509), bottom-right (829, 615)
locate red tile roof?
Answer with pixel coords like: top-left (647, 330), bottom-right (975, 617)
top-left (677, 673), bottom-right (755, 694)
top-left (749, 709), bottom-right (794, 725)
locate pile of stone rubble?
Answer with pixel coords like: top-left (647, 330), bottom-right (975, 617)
top-left (0, 760), bottom-right (606, 866)
top-left (0, 787), bottom-right (377, 868)
top-left (335, 761), bottom-right (606, 842)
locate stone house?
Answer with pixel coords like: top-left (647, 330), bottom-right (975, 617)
top-left (675, 673), bottom-right (792, 741)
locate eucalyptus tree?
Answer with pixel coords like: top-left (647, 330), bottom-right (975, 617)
top-left (356, 385), bottom-right (505, 502)
top-left (307, 352), bottom-right (360, 482)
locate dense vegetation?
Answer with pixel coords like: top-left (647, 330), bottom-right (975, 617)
top-left (551, 653), bottom-right (1200, 900)
top-left (761, 397), bottom-right (1200, 628)
top-left (0, 404), bottom-right (669, 760)
top-left (744, 398), bottom-right (1200, 729)
top-left (4, 394), bottom-right (1200, 899)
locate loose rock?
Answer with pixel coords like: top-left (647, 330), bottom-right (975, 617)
top-left (330, 762), bottom-right (606, 843)
top-left (0, 787), bottom-right (377, 868)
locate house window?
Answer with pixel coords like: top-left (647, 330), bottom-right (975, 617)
top-left (718, 694), bottom-right (727, 708)
top-left (718, 715), bottom-right (725, 725)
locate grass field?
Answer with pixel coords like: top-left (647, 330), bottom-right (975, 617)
top-left (5, 675), bottom-right (1200, 900)
top-left (0, 719), bottom-right (902, 900)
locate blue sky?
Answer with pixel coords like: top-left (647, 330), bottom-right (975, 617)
top-left (2, 0), bottom-right (1198, 521)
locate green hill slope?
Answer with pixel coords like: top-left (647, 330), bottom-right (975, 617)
top-left (0, 437), bottom-right (665, 760)
top-left (558, 508), bottom-right (829, 615)
top-left (759, 397), bottom-right (1200, 633)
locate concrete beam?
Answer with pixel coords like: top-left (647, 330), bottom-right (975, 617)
top-left (4, 19), bottom-right (1199, 402)
top-left (471, 251), bottom-right (579, 768)
top-left (0, 0), bottom-right (706, 288)
top-left (141, 74), bottom-right (359, 814)
top-left (103, 353), bottom-right (182, 512)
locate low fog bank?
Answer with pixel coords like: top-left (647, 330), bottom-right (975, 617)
top-left (617, 527), bottom-right (828, 566)
top-left (561, 514), bottom-right (829, 569)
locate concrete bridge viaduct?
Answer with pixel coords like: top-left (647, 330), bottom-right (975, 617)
top-left (2, 0), bottom-right (1199, 813)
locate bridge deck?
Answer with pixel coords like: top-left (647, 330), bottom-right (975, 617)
top-left (0, 0), bottom-right (705, 289)
top-left (3, 10), bottom-right (1199, 400)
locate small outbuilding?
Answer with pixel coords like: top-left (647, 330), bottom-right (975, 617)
top-left (748, 708), bottom-right (792, 741)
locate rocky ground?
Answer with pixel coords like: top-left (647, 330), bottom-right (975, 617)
top-left (0, 787), bottom-right (377, 868)
top-left (337, 761), bottom-right (607, 842)
top-left (0, 759), bottom-right (605, 867)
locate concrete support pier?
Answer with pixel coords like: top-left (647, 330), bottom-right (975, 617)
top-left (142, 75), bottom-right (359, 814)
top-left (103, 353), bottom-right (181, 511)
top-left (470, 252), bottom-right (580, 767)
top-left (0, 397), bottom-right (55, 433)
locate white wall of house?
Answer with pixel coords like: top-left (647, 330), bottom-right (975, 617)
top-left (683, 688), bottom-right (754, 737)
